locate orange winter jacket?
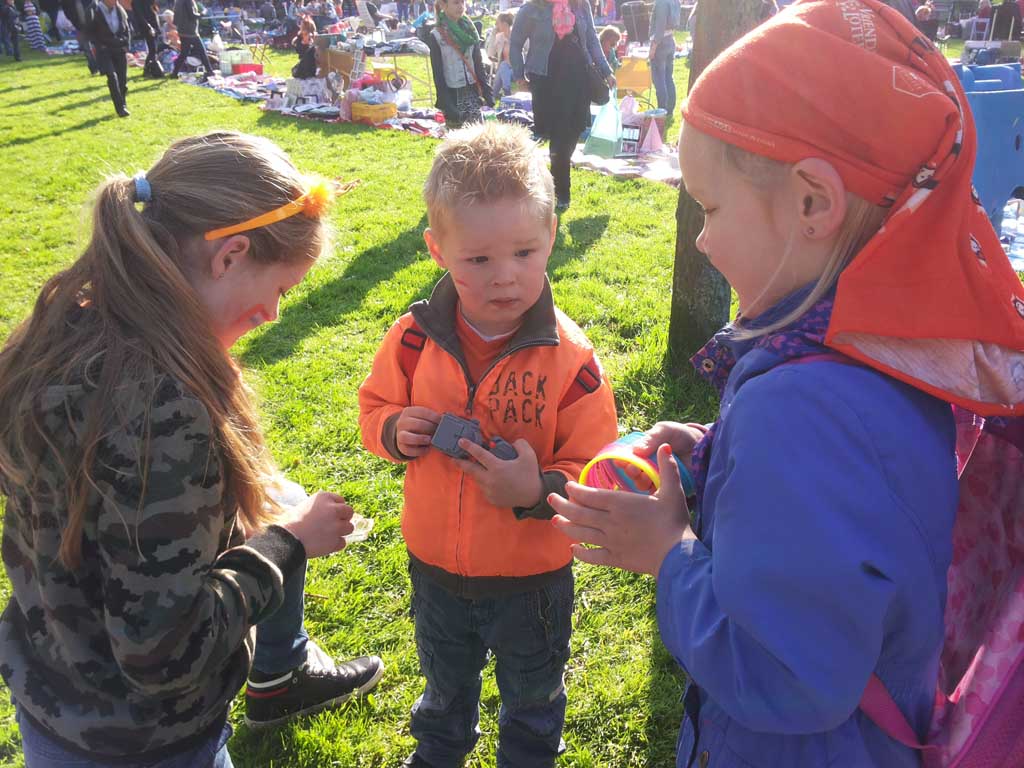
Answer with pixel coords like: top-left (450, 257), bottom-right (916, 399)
top-left (359, 274), bottom-right (619, 589)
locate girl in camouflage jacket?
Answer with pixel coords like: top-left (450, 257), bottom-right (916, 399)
top-left (0, 132), bottom-right (383, 766)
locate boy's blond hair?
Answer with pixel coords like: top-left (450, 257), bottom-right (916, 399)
top-left (424, 122), bottom-right (554, 234)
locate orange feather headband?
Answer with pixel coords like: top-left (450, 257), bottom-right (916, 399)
top-left (204, 179), bottom-right (358, 241)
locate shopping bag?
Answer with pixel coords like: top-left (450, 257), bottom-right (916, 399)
top-left (584, 91), bottom-right (622, 158)
top-left (620, 92), bottom-right (637, 121)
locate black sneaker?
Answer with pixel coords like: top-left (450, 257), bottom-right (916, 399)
top-left (555, 198), bottom-right (570, 213)
top-left (400, 754), bottom-right (439, 768)
top-left (244, 642), bottom-right (384, 728)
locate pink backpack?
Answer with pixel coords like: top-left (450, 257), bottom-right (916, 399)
top-left (860, 408), bottom-right (1024, 767)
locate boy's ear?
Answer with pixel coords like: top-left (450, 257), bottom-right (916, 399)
top-left (210, 235), bottom-right (251, 280)
top-left (423, 228), bottom-right (447, 269)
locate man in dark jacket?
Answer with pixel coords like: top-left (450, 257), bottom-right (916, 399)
top-left (61, 0), bottom-right (98, 73)
top-left (87, 0), bottom-right (130, 116)
top-left (171, 0), bottom-right (214, 77)
top-left (132, 0), bottom-right (163, 76)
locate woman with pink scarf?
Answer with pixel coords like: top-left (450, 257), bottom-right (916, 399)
top-left (510, 0), bottom-right (614, 211)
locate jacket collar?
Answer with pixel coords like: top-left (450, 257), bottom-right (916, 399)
top-left (690, 283), bottom-right (833, 396)
top-left (410, 272), bottom-right (559, 362)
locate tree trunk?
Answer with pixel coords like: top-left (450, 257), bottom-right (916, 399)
top-left (668, 0), bottom-right (765, 370)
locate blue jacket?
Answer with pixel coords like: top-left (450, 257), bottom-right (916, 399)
top-left (657, 298), bottom-right (958, 767)
top-left (509, 0), bottom-right (611, 81)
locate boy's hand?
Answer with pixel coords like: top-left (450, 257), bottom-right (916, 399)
top-left (631, 421), bottom-right (706, 472)
top-left (396, 406), bottom-right (441, 458)
top-left (453, 438), bottom-right (543, 509)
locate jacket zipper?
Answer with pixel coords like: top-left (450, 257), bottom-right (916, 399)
top-left (440, 337), bottom-right (556, 575)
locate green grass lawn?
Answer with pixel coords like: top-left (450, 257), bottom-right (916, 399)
top-left (0, 45), bottom-right (709, 768)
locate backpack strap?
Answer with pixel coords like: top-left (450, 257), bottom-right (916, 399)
top-left (399, 320), bottom-right (427, 399)
top-left (559, 353), bottom-right (602, 410)
top-left (859, 675), bottom-right (936, 751)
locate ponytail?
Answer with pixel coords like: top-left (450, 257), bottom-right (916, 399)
top-left (0, 131), bottom-right (329, 569)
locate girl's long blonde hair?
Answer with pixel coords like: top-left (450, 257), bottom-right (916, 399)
top-left (718, 141), bottom-right (888, 339)
top-left (0, 131), bottom-right (329, 569)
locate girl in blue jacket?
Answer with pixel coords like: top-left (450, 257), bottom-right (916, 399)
top-left (550, 0), bottom-right (1024, 766)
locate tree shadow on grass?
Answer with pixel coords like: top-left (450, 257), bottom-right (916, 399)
top-left (3, 82), bottom-right (98, 107)
top-left (2, 115), bottom-right (112, 148)
top-left (240, 215), bottom-right (433, 367)
top-left (50, 92), bottom-right (114, 112)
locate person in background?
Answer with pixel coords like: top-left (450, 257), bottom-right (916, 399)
top-left (648, 0), bottom-right (679, 117)
top-left (22, 1), bottom-right (49, 49)
top-left (291, 13), bottom-right (317, 76)
top-left (598, 25), bottom-right (620, 70)
top-left (134, 0), bottom-right (165, 76)
top-left (510, 0), bottom-right (615, 210)
top-left (87, 0), bottom-right (130, 115)
top-left (172, 0), bottom-right (215, 77)
top-left (0, 0), bottom-right (22, 61)
top-left (424, 0), bottom-right (491, 127)
top-left (491, 9), bottom-right (513, 98)
top-left (161, 8), bottom-right (181, 49)
top-left (40, 0), bottom-right (62, 41)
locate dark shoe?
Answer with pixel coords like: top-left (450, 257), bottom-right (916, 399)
top-left (244, 642), bottom-right (384, 729)
top-left (555, 198), bottom-right (570, 212)
top-left (400, 755), bottom-right (437, 768)
top-left (117, 108), bottom-right (130, 117)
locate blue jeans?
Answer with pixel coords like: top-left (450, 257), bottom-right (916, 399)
top-left (253, 559), bottom-right (310, 675)
top-left (495, 60), bottom-right (513, 98)
top-left (16, 708), bottom-right (234, 768)
top-left (408, 564), bottom-right (574, 768)
top-left (650, 38), bottom-right (676, 117)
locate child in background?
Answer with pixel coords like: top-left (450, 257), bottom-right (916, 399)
top-left (359, 122), bottom-right (618, 768)
top-left (291, 14), bottom-right (317, 77)
top-left (161, 8), bottom-right (180, 49)
top-left (550, 2), bottom-right (1024, 767)
top-left (492, 10), bottom-right (514, 98)
top-left (22, 1), bottom-right (48, 49)
top-left (599, 25), bottom-right (620, 70)
top-left (425, 0), bottom-right (491, 127)
top-left (0, 132), bottom-right (384, 767)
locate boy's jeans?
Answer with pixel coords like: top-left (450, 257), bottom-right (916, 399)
top-left (15, 708), bottom-right (234, 768)
top-left (650, 39), bottom-right (676, 117)
top-left (408, 563), bottom-right (574, 768)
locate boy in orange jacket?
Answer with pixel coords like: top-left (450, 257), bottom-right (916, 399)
top-left (358, 122), bottom-right (619, 768)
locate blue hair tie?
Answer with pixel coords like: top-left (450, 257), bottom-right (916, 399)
top-left (133, 173), bottom-right (152, 204)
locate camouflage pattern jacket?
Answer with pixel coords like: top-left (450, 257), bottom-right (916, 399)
top-left (0, 372), bottom-right (305, 760)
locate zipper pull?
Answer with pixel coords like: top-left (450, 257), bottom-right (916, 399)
top-left (465, 385), bottom-right (475, 415)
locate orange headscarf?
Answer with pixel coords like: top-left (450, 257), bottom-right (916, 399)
top-left (681, 0), bottom-right (1024, 417)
